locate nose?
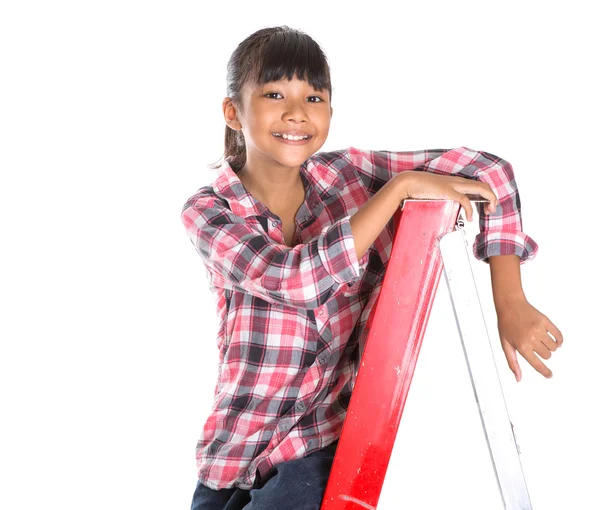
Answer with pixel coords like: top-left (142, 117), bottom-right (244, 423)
top-left (283, 97), bottom-right (309, 123)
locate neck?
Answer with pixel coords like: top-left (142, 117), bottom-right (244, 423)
top-left (237, 156), bottom-right (305, 208)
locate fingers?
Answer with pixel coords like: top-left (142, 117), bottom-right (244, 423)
top-left (486, 198), bottom-right (498, 214)
top-left (506, 331), bottom-right (560, 381)
top-left (477, 184), bottom-right (498, 214)
top-left (454, 192), bottom-right (474, 221)
top-left (537, 317), bottom-right (563, 359)
top-left (462, 196), bottom-right (474, 221)
top-left (534, 341), bottom-right (552, 360)
top-left (451, 178), bottom-right (498, 218)
top-left (545, 320), bottom-right (564, 348)
top-left (500, 314), bottom-right (563, 381)
top-left (540, 331), bottom-right (559, 352)
top-left (523, 349), bottom-right (553, 379)
top-left (485, 187), bottom-right (499, 211)
top-left (500, 338), bottom-right (522, 382)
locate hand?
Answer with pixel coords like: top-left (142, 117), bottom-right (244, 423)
top-left (496, 297), bottom-right (564, 381)
top-left (401, 171), bottom-right (499, 220)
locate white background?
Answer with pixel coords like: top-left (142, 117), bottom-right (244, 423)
top-left (1, 1), bottom-right (597, 509)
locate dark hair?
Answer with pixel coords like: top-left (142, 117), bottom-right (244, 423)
top-left (208, 26), bottom-right (332, 171)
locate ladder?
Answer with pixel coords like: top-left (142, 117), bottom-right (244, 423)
top-left (320, 198), bottom-right (532, 510)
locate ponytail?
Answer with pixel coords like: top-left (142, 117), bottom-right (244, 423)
top-left (208, 120), bottom-right (246, 171)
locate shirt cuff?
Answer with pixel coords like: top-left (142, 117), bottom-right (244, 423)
top-left (473, 231), bottom-right (539, 265)
top-left (318, 215), bottom-right (366, 285)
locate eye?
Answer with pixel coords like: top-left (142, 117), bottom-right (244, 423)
top-left (264, 92), bottom-right (324, 103)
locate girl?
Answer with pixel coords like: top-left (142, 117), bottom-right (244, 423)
top-left (181, 25), bottom-right (563, 510)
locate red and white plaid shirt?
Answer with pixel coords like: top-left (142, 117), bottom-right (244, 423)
top-left (181, 146), bottom-right (538, 490)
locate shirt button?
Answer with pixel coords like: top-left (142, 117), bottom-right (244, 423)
top-left (295, 402), bottom-right (305, 412)
top-left (318, 309), bottom-right (324, 316)
top-left (271, 220), bottom-right (278, 227)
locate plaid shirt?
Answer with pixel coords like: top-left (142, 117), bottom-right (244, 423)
top-left (181, 146), bottom-right (538, 490)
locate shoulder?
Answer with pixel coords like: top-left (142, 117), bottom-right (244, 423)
top-left (181, 184), bottom-right (228, 215)
top-left (311, 146), bottom-right (403, 175)
top-left (309, 147), bottom-right (354, 166)
top-left (305, 147), bottom-right (362, 186)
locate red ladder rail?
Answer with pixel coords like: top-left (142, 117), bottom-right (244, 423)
top-left (321, 200), bottom-right (461, 510)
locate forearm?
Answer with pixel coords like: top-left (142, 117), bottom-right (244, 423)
top-left (349, 173), bottom-right (409, 259)
top-left (489, 254), bottom-right (526, 307)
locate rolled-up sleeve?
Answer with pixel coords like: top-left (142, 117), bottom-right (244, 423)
top-left (420, 146), bottom-right (539, 265)
top-left (345, 146), bottom-right (539, 265)
top-left (181, 192), bottom-right (365, 309)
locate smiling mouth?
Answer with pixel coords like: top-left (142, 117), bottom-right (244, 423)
top-left (272, 133), bottom-right (313, 144)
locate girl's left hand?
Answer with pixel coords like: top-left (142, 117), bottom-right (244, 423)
top-left (496, 297), bottom-right (564, 381)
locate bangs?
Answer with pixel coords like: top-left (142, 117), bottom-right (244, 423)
top-left (249, 30), bottom-right (331, 95)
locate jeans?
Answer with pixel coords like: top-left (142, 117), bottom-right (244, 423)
top-left (190, 440), bottom-right (338, 510)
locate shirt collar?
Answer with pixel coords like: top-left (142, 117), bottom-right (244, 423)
top-left (212, 152), bottom-right (344, 219)
top-left (212, 158), bottom-right (263, 218)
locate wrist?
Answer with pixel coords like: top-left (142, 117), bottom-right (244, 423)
top-left (489, 254), bottom-right (526, 309)
top-left (493, 290), bottom-right (527, 311)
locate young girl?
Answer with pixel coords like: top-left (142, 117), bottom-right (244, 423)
top-left (181, 25), bottom-right (563, 510)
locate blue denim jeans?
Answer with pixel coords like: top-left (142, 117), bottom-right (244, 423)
top-left (190, 440), bottom-right (338, 510)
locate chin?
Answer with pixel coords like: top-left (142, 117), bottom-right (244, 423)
top-left (279, 156), bottom-right (311, 168)
top-left (272, 149), bottom-right (312, 165)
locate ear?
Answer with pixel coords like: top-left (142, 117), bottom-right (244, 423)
top-left (330, 106), bottom-right (334, 119)
top-left (223, 97), bottom-right (242, 130)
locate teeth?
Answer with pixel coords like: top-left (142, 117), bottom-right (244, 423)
top-left (273, 133), bottom-right (309, 141)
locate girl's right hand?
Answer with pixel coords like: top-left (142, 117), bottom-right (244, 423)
top-left (398, 171), bottom-right (499, 221)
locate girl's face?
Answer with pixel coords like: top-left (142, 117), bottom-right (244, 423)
top-left (227, 76), bottom-right (333, 172)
